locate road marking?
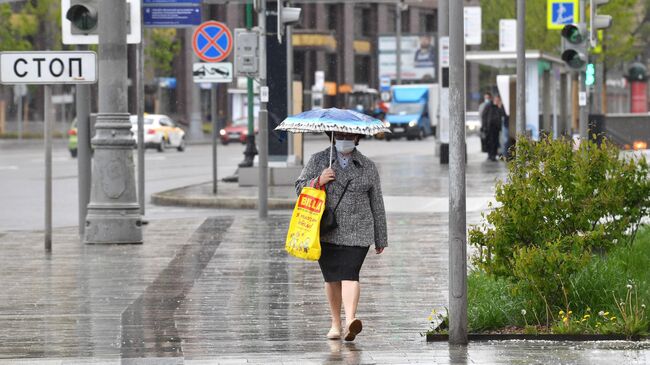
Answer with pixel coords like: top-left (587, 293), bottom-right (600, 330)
top-left (0, 165), bottom-right (18, 170)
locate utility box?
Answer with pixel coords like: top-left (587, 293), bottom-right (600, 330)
top-left (234, 29), bottom-right (259, 77)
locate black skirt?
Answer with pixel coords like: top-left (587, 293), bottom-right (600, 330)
top-left (318, 242), bottom-right (369, 282)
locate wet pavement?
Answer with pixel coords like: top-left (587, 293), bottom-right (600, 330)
top-left (1, 137), bottom-right (649, 364)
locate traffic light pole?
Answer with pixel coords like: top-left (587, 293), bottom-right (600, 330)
top-left (258, 0), bottom-right (269, 218)
top-left (240, 1), bottom-right (257, 168)
top-left (579, 0), bottom-right (588, 139)
top-left (85, 0), bottom-right (142, 244)
top-left (516, 0), bottom-right (526, 138)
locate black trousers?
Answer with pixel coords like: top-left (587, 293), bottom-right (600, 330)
top-left (486, 127), bottom-right (500, 159)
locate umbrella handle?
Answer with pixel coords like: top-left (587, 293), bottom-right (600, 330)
top-left (329, 133), bottom-right (334, 168)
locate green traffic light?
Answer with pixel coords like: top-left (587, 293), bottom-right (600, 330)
top-left (561, 25), bottom-right (585, 44)
top-left (586, 63), bottom-right (595, 86)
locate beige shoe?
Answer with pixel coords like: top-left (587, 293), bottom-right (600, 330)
top-left (344, 319), bottom-right (362, 341)
top-left (327, 327), bottom-right (341, 340)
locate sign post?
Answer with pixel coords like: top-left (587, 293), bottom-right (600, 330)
top-left (0, 51), bottom-right (97, 251)
top-left (192, 21), bottom-right (233, 195)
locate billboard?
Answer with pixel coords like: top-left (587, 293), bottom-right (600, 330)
top-left (378, 35), bottom-right (436, 82)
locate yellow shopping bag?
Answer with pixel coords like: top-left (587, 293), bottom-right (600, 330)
top-left (285, 187), bottom-right (326, 261)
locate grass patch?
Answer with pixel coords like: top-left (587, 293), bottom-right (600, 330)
top-left (468, 227), bottom-right (650, 336)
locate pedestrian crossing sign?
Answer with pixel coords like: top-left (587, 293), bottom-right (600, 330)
top-left (547, 0), bottom-right (579, 30)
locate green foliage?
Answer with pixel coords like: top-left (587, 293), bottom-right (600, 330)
top-left (0, 4), bottom-right (37, 51)
top-left (468, 227), bottom-right (650, 335)
top-left (594, 0), bottom-right (642, 66)
top-left (467, 270), bottom-right (526, 331)
top-left (0, 0), bottom-right (61, 52)
top-left (146, 29), bottom-right (181, 76)
top-left (481, 0), bottom-right (559, 53)
top-left (481, 0), bottom-right (645, 65)
top-left (470, 137), bottom-right (650, 307)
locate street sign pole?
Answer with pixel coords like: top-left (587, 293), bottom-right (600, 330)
top-left (395, 1), bottom-right (402, 85)
top-left (448, 0), bottom-right (467, 345)
top-left (137, 10), bottom-right (145, 215)
top-left (258, 0), bottom-right (269, 218)
top-left (211, 83), bottom-right (218, 194)
top-left (516, 0), bottom-right (526, 139)
top-left (16, 88), bottom-right (23, 140)
top-left (438, 0), bottom-right (449, 164)
top-left (44, 84), bottom-right (53, 252)
top-left (75, 47), bottom-right (92, 238)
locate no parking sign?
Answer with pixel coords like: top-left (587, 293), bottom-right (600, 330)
top-left (192, 21), bottom-right (233, 62)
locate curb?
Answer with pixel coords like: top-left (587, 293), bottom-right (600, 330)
top-left (426, 333), bottom-right (648, 342)
top-left (151, 185), bottom-right (296, 210)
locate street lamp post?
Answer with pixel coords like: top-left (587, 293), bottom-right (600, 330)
top-left (84, 0), bottom-right (142, 244)
top-left (448, 0), bottom-right (468, 345)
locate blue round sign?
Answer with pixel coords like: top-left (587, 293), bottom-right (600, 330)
top-left (192, 21), bottom-right (233, 62)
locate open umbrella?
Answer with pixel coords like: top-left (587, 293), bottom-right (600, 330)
top-left (275, 107), bottom-right (390, 167)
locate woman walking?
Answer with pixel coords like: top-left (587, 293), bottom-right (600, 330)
top-left (295, 132), bottom-right (388, 342)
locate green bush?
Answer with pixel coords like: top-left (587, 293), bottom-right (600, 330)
top-left (469, 137), bottom-right (650, 307)
top-left (468, 225), bottom-right (650, 334)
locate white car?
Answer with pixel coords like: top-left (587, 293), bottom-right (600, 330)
top-left (130, 114), bottom-right (186, 152)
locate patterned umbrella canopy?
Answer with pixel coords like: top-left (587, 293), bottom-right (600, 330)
top-left (275, 107), bottom-right (390, 135)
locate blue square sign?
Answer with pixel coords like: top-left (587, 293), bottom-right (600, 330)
top-left (548, 0), bottom-right (578, 30)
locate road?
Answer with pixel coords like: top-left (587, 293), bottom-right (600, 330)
top-left (0, 135), bottom-right (455, 231)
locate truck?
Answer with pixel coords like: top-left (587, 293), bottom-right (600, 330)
top-left (385, 84), bottom-right (437, 141)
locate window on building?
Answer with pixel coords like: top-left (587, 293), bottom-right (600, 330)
top-left (361, 7), bottom-right (372, 37)
top-left (401, 9), bottom-right (410, 33)
top-left (353, 7), bottom-right (373, 37)
top-left (387, 8), bottom-right (396, 33)
top-left (327, 5), bottom-right (338, 31)
top-left (421, 12), bottom-right (435, 33)
top-left (354, 55), bottom-right (371, 85)
top-left (326, 54), bottom-right (337, 82)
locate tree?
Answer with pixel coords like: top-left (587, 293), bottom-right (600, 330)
top-left (480, 0), bottom-right (644, 66)
top-left (0, 3), bottom-right (38, 51)
top-left (145, 29), bottom-right (181, 77)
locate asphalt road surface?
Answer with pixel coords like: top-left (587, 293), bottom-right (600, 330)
top-left (0, 135), bottom-right (448, 231)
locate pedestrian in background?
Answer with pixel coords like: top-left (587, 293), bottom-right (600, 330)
top-left (478, 92), bottom-right (492, 153)
top-left (295, 132), bottom-right (388, 342)
top-left (494, 96), bottom-right (510, 159)
top-left (482, 94), bottom-right (505, 161)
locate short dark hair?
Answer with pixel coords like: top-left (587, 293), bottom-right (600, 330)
top-left (484, 92), bottom-right (492, 98)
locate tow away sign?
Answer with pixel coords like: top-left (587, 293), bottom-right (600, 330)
top-left (193, 62), bottom-right (233, 83)
top-left (0, 51), bottom-right (97, 84)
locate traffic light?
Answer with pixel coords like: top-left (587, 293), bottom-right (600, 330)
top-left (66, 0), bottom-right (98, 34)
top-left (585, 63), bottom-right (595, 86)
top-left (277, 5), bottom-right (302, 42)
top-left (561, 23), bottom-right (588, 70)
top-left (590, 0), bottom-right (612, 47)
top-left (61, 0), bottom-right (141, 45)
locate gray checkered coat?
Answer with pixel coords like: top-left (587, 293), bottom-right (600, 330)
top-left (295, 147), bottom-right (388, 248)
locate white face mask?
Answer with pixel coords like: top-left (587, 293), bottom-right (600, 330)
top-left (335, 139), bottom-right (356, 154)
